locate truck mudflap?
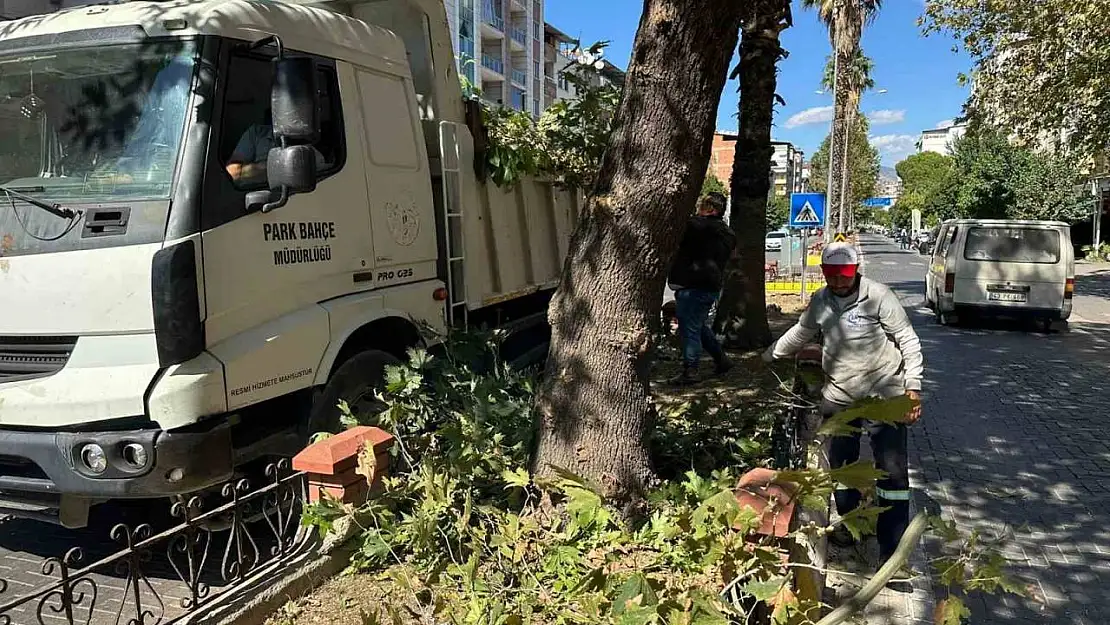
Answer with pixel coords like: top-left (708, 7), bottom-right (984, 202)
top-left (0, 420), bottom-right (234, 528)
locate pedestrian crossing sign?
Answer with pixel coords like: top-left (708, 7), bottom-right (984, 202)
top-left (789, 193), bottom-right (826, 228)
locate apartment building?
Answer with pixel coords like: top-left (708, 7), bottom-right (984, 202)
top-left (541, 23), bottom-right (624, 110)
top-left (707, 132), bottom-right (804, 197)
top-left (445, 0), bottom-right (545, 117)
top-left (918, 123), bottom-right (967, 156)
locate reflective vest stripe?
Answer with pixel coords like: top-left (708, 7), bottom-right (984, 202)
top-left (876, 487), bottom-right (911, 501)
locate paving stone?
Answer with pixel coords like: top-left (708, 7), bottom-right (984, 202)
top-left (825, 237), bottom-right (1110, 624)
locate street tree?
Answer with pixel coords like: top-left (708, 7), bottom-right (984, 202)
top-left (809, 115), bottom-right (880, 213)
top-left (922, 0), bottom-right (1110, 160)
top-left (894, 151), bottom-right (956, 223)
top-left (715, 0), bottom-right (792, 349)
top-left (822, 49), bottom-right (875, 230)
top-left (947, 126), bottom-right (1088, 223)
top-left (803, 0), bottom-right (883, 233)
top-left (532, 0), bottom-right (745, 507)
top-left (767, 195), bottom-right (790, 231)
top-left (701, 172), bottom-right (728, 198)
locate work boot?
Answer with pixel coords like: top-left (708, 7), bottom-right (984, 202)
top-left (828, 525), bottom-right (857, 548)
top-left (884, 563), bottom-right (917, 594)
top-left (668, 367), bottom-right (697, 386)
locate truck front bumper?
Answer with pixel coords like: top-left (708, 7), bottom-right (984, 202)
top-left (0, 420), bottom-right (233, 527)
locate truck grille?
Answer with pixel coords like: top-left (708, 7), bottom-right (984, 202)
top-left (0, 336), bottom-right (77, 382)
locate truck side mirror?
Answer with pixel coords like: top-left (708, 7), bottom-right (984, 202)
top-left (245, 146), bottom-right (318, 214)
top-left (271, 56), bottom-right (318, 143)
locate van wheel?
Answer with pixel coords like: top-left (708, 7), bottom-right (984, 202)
top-left (305, 350), bottom-right (400, 440)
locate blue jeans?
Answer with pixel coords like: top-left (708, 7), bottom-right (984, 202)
top-left (674, 288), bottom-right (725, 369)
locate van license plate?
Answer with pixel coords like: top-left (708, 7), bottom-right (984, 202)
top-left (989, 291), bottom-right (1027, 302)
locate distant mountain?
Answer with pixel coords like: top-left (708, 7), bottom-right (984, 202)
top-left (879, 166), bottom-right (899, 181)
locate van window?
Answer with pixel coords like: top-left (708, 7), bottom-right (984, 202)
top-left (963, 227), bottom-right (1060, 264)
top-left (938, 226), bottom-right (957, 257)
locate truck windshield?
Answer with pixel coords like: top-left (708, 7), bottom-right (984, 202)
top-left (964, 226), bottom-right (1061, 264)
top-left (0, 40), bottom-right (195, 204)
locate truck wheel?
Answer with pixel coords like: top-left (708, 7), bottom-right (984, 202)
top-left (306, 350), bottom-right (400, 439)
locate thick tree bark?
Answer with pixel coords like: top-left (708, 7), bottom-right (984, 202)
top-left (715, 0), bottom-right (790, 349)
top-left (829, 2), bottom-right (864, 235)
top-left (532, 0), bottom-right (744, 506)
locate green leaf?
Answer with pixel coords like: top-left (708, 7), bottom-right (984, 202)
top-left (740, 576), bottom-right (787, 603)
top-left (617, 605), bottom-right (659, 625)
top-left (612, 573), bottom-right (658, 615)
top-left (828, 461), bottom-right (887, 491)
top-left (501, 467), bottom-right (531, 488)
top-left (566, 485), bottom-right (604, 529)
top-left (936, 596), bottom-right (970, 625)
top-left (837, 504), bottom-right (884, 541)
top-left (692, 490), bottom-right (741, 529)
top-left (837, 395), bottom-right (915, 426)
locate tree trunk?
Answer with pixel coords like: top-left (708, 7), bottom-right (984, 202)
top-left (829, 47), bottom-right (853, 234)
top-left (532, 0), bottom-right (745, 506)
top-left (715, 0), bottom-right (790, 349)
top-left (830, 2), bottom-right (864, 235)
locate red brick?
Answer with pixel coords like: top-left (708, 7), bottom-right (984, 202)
top-left (735, 468), bottom-right (798, 538)
top-left (292, 426), bottom-right (394, 475)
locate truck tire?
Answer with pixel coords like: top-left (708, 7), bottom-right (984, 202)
top-left (305, 350), bottom-right (400, 439)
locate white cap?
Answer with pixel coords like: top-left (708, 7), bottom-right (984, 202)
top-left (821, 242), bottom-right (859, 266)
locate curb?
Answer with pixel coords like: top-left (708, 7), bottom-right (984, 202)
top-left (189, 516), bottom-right (365, 625)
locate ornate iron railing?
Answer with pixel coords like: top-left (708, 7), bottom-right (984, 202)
top-left (0, 460), bottom-right (309, 625)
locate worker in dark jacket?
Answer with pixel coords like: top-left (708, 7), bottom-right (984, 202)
top-left (667, 192), bottom-right (736, 384)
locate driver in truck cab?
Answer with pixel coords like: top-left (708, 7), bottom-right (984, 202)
top-left (225, 107), bottom-right (326, 184)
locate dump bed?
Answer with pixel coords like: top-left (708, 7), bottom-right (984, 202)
top-left (332, 0), bottom-right (582, 315)
top-left (435, 123), bottom-right (583, 312)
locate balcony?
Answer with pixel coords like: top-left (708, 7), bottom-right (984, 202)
top-left (510, 27), bottom-right (528, 48)
top-left (481, 53), bottom-right (504, 78)
top-left (511, 68), bottom-right (527, 86)
top-left (482, 13), bottom-right (504, 33)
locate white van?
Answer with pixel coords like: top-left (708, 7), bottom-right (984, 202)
top-left (924, 219), bottom-right (1074, 330)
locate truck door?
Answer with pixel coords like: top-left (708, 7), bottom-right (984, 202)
top-left (352, 68), bottom-right (438, 289)
top-left (199, 45), bottom-right (373, 409)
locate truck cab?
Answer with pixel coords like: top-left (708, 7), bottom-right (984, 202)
top-left (0, 0), bottom-right (579, 527)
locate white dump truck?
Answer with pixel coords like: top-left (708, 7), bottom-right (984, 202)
top-left (0, 0), bottom-right (580, 527)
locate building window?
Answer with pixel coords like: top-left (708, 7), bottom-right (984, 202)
top-left (534, 22), bottom-right (541, 40)
top-left (534, 98), bottom-right (540, 116)
top-left (534, 60), bottom-right (540, 76)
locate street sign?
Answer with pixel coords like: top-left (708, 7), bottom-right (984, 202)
top-left (790, 193), bottom-right (825, 228)
top-left (833, 232), bottom-right (848, 243)
top-left (863, 196), bottom-right (895, 207)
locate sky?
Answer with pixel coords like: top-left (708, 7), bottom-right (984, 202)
top-left (543, 0), bottom-right (974, 168)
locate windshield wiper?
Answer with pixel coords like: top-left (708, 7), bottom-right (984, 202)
top-left (0, 185), bottom-right (78, 219)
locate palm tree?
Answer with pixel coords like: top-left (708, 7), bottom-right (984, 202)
top-left (823, 50), bottom-right (875, 230)
top-left (802, 0), bottom-right (882, 234)
top-left (714, 0), bottom-right (792, 349)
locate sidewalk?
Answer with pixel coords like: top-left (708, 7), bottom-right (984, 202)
top-left (1072, 262), bottom-right (1110, 325)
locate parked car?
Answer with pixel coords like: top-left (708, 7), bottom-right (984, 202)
top-left (765, 230), bottom-right (788, 252)
top-left (916, 227), bottom-right (938, 255)
top-left (924, 219), bottom-right (1074, 331)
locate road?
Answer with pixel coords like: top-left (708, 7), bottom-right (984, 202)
top-left (859, 234), bottom-right (1110, 624)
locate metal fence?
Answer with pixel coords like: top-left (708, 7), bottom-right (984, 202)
top-left (0, 460), bottom-right (309, 625)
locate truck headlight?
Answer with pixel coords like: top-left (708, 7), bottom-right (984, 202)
top-left (79, 444), bottom-right (108, 474)
top-left (121, 443), bottom-right (149, 469)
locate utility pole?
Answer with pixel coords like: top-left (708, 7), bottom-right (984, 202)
top-left (838, 105), bottom-right (852, 233)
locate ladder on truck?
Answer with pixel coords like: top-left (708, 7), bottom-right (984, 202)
top-left (439, 122), bottom-right (468, 328)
